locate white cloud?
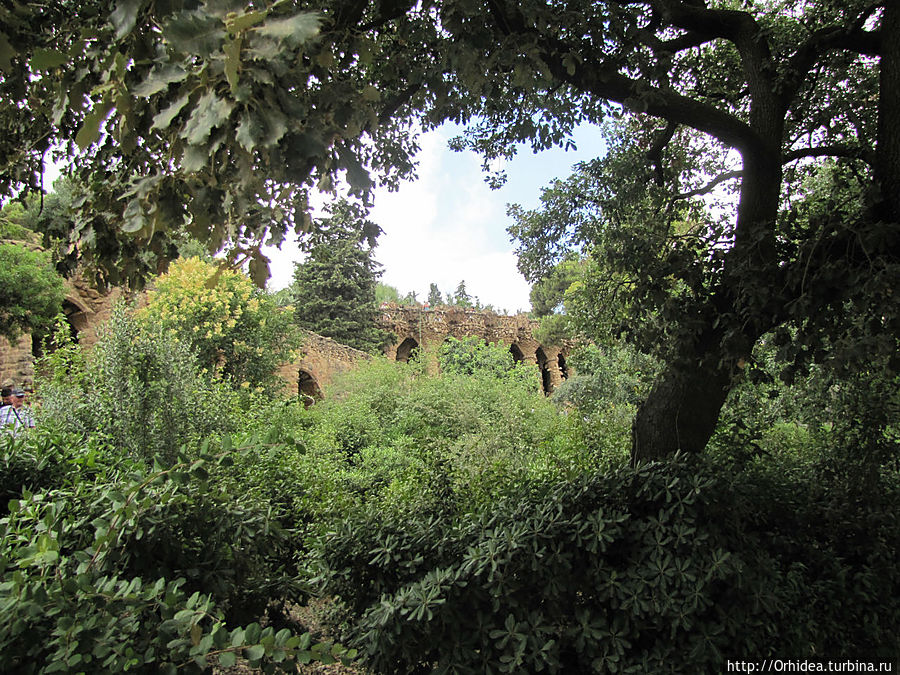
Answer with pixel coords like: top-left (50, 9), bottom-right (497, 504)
top-left (372, 128), bottom-right (532, 312)
top-left (264, 122), bottom-right (607, 313)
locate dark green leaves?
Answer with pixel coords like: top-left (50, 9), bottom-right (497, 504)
top-left (151, 92), bottom-right (190, 131)
top-left (30, 48), bottom-right (67, 70)
top-left (163, 10), bottom-right (225, 57)
top-left (132, 64), bottom-right (187, 98)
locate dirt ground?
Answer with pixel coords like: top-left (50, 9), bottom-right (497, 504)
top-left (214, 600), bottom-right (363, 675)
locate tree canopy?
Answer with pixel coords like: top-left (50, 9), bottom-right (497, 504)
top-left (1, 0), bottom-right (896, 460)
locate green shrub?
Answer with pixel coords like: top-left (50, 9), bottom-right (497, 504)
top-left (312, 455), bottom-right (900, 673)
top-left (37, 304), bottom-right (241, 464)
top-left (0, 429), bottom-right (99, 513)
top-left (285, 356), bottom-right (596, 515)
top-left (0, 241), bottom-right (65, 342)
top-left (139, 257), bottom-right (301, 391)
top-left (438, 336), bottom-right (517, 378)
top-left (0, 433), bottom-right (356, 673)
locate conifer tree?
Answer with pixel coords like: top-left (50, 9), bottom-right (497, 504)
top-left (427, 283), bottom-right (443, 307)
top-left (289, 201), bottom-right (390, 353)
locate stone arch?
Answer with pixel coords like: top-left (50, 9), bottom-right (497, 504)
top-left (535, 347), bottom-right (553, 395)
top-left (395, 337), bottom-right (420, 363)
top-left (557, 352), bottom-right (569, 380)
top-left (298, 369), bottom-right (323, 406)
top-left (32, 299), bottom-right (87, 358)
top-left (509, 343), bottom-right (525, 364)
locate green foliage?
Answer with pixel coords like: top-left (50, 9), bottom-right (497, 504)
top-left (551, 343), bottom-right (659, 454)
top-left (0, 200), bottom-right (41, 243)
top-left (450, 280), bottom-right (475, 308)
top-left (529, 255), bottom-right (586, 343)
top-left (376, 282), bottom-right (401, 304)
top-left (710, 331), bottom-right (900, 473)
top-left (438, 336), bottom-right (517, 378)
top-left (289, 200), bottom-right (391, 353)
top-left (240, 354), bottom-right (596, 525)
top-left (37, 304), bottom-right (239, 464)
top-left (139, 257), bottom-right (300, 391)
top-left (529, 254), bottom-right (584, 317)
top-left (555, 343), bottom-right (659, 410)
top-left (0, 430), bottom-right (356, 674)
top-left (0, 0), bottom-right (428, 287)
top-left (0, 241), bottom-right (65, 342)
top-left (375, 282), bottom-right (418, 306)
top-left (427, 283), bottom-right (442, 307)
top-left (532, 313), bottom-right (573, 347)
top-left (314, 455), bottom-right (900, 673)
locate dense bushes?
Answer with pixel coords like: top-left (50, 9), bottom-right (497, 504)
top-left (313, 455), bottom-right (900, 673)
top-left (37, 306), bottom-right (241, 464)
top-left (9, 315), bottom-right (898, 673)
top-left (269, 351), bottom-right (600, 518)
top-left (0, 430), bottom-right (355, 673)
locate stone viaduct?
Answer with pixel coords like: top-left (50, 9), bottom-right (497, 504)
top-left (2, 290), bottom-right (569, 400)
top-left (378, 304), bottom-right (569, 393)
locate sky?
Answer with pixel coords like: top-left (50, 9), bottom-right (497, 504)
top-left (40, 122), bottom-right (608, 314)
top-left (265, 123), bottom-right (607, 314)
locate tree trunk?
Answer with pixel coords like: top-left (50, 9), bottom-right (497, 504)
top-left (631, 357), bottom-right (733, 464)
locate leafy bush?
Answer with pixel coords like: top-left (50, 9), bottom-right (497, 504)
top-left (0, 241), bottom-right (65, 342)
top-left (139, 257), bottom-right (300, 391)
top-left (37, 304), bottom-right (240, 464)
top-left (313, 455), bottom-right (900, 673)
top-left (553, 342), bottom-right (659, 410)
top-left (710, 333), bottom-right (900, 473)
top-left (0, 432), bottom-right (356, 674)
top-left (283, 355), bottom-right (597, 517)
top-left (438, 336), bottom-right (517, 378)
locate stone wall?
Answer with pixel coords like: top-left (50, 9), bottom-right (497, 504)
top-left (378, 305), bottom-right (571, 393)
top-left (272, 306), bottom-right (571, 401)
top-left (0, 276), bottom-right (122, 387)
top-left (276, 330), bottom-right (372, 402)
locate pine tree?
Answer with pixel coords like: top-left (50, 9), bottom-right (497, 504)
top-left (289, 201), bottom-right (390, 353)
top-left (451, 280), bottom-right (473, 308)
top-left (427, 283), bottom-right (443, 307)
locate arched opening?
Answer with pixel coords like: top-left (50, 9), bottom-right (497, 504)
top-left (535, 347), bottom-right (552, 395)
top-left (509, 343), bottom-right (525, 364)
top-left (298, 370), bottom-right (323, 407)
top-left (558, 352), bottom-right (569, 380)
top-left (395, 337), bottom-right (420, 363)
top-left (32, 299), bottom-right (82, 358)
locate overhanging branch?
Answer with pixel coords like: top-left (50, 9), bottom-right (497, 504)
top-left (672, 170), bottom-right (742, 201)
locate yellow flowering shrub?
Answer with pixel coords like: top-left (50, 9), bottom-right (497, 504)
top-left (139, 257), bottom-right (300, 391)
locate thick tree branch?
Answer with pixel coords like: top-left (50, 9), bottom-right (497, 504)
top-left (783, 144), bottom-right (873, 165)
top-left (672, 170), bottom-right (742, 201)
top-left (542, 48), bottom-right (761, 154)
top-left (647, 121), bottom-right (678, 185)
top-left (652, 0), bottom-right (753, 42)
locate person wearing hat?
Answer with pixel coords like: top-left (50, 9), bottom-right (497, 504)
top-left (0, 388), bottom-right (36, 436)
